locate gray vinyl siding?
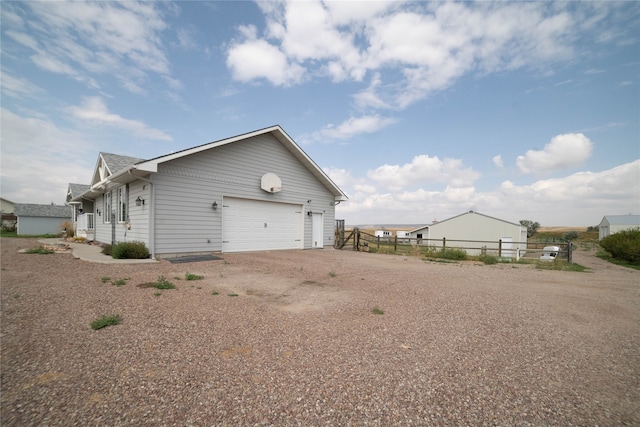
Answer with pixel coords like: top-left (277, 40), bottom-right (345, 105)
top-left (94, 183), bottom-right (151, 247)
top-left (152, 133), bottom-right (336, 255)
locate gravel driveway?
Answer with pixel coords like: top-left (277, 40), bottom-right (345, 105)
top-left (1, 237), bottom-right (639, 426)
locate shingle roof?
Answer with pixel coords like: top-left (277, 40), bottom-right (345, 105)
top-left (14, 203), bottom-right (73, 218)
top-left (101, 152), bottom-right (145, 175)
top-left (68, 183), bottom-right (90, 199)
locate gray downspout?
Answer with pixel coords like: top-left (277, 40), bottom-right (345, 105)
top-left (129, 171), bottom-right (155, 260)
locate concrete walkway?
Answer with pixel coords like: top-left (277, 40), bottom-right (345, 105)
top-left (39, 239), bottom-right (157, 264)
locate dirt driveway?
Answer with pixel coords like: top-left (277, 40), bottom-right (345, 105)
top-left (1, 238), bottom-right (639, 426)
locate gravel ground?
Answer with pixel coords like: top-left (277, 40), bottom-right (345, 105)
top-left (1, 237), bottom-right (639, 426)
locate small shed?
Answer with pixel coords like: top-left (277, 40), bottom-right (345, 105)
top-left (599, 215), bottom-right (640, 240)
top-left (14, 204), bottom-right (73, 236)
top-left (409, 211), bottom-right (527, 257)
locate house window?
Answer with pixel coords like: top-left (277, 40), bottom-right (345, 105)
top-left (104, 191), bottom-right (112, 223)
top-left (117, 185), bottom-right (128, 223)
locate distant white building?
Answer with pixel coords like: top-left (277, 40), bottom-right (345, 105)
top-left (599, 215), bottom-right (640, 240)
top-left (396, 231), bottom-right (411, 238)
top-left (409, 210), bottom-right (527, 257)
top-left (374, 230), bottom-right (392, 238)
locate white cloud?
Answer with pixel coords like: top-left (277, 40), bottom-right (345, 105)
top-left (367, 155), bottom-right (480, 191)
top-left (226, 37), bottom-right (305, 86)
top-left (492, 155), bottom-right (504, 169)
top-left (2, 1), bottom-right (176, 94)
top-left (225, 1), bottom-right (618, 141)
top-left (516, 133), bottom-right (594, 174)
top-left (0, 71), bottom-right (45, 98)
top-left (300, 115), bottom-right (397, 144)
top-left (0, 108), bottom-right (95, 204)
top-left (334, 160), bottom-right (640, 227)
top-left (67, 97), bottom-right (172, 141)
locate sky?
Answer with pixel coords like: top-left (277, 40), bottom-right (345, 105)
top-left (1, 1), bottom-right (639, 227)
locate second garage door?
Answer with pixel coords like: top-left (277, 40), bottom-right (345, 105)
top-left (222, 197), bottom-right (303, 252)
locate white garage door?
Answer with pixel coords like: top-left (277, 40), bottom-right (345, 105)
top-left (222, 197), bottom-right (303, 252)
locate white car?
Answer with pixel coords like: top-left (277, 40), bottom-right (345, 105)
top-left (539, 246), bottom-right (560, 261)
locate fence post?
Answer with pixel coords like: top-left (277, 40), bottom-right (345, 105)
top-left (568, 242), bottom-right (573, 264)
top-left (377, 236), bottom-right (380, 250)
top-left (498, 239), bottom-right (502, 257)
top-left (442, 237), bottom-right (446, 250)
top-left (394, 235), bottom-right (397, 252)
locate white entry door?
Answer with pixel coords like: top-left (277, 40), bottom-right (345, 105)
top-left (312, 212), bottom-right (323, 248)
top-left (501, 237), bottom-right (513, 258)
top-left (222, 197), bottom-right (303, 252)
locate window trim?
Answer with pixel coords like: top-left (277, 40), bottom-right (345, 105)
top-left (103, 191), bottom-right (112, 224)
top-left (117, 185), bottom-right (128, 223)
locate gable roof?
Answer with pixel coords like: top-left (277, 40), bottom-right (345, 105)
top-left (90, 152), bottom-right (146, 187)
top-left (601, 215), bottom-right (640, 226)
top-left (431, 210), bottom-right (521, 228)
top-left (14, 203), bottom-right (72, 218)
top-left (91, 125), bottom-right (347, 202)
top-left (67, 183), bottom-right (90, 202)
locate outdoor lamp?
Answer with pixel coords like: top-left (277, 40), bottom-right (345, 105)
top-left (136, 196), bottom-right (145, 206)
top-left (212, 201), bottom-right (218, 210)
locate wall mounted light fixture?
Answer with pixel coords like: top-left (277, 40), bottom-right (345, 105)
top-left (136, 196), bottom-right (145, 206)
top-left (212, 201), bottom-right (218, 210)
top-left (97, 209), bottom-right (101, 216)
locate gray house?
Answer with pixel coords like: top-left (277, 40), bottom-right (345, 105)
top-left (408, 210), bottom-right (527, 257)
top-left (599, 215), bottom-right (640, 240)
top-left (14, 203), bottom-right (73, 236)
top-left (69, 125), bottom-right (348, 258)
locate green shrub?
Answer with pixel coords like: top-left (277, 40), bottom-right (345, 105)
top-left (437, 248), bottom-right (468, 260)
top-left (478, 254), bottom-right (498, 264)
top-left (101, 244), bottom-right (112, 256)
top-left (152, 275), bottom-right (175, 289)
top-left (111, 241), bottom-right (149, 259)
top-left (599, 228), bottom-right (640, 264)
top-left (185, 272), bottom-right (204, 281)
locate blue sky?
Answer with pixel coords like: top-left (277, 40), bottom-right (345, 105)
top-left (1, 1), bottom-right (638, 227)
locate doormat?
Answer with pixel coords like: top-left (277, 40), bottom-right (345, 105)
top-left (167, 254), bottom-right (223, 264)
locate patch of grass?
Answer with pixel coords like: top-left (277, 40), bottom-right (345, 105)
top-left (25, 246), bottom-right (54, 254)
top-left (154, 292), bottom-right (162, 297)
top-left (329, 270), bottom-right (337, 278)
top-left (596, 250), bottom-right (640, 270)
top-left (372, 307), bottom-right (384, 315)
top-left (185, 272), bottom-right (204, 281)
top-left (100, 276), bottom-right (111, 283)
top-left (138, 275), bottom-right (176, 290)
top-left (211, 290), bottom-right (219, 295)
top-left (91, 314), bottom-right (122, 330)
top-left (13, 294), bottom-right (20, 299)
top-left (111, 278), bottom-right (127, 287)
top-left (228, 293), bottom-right (239, 297)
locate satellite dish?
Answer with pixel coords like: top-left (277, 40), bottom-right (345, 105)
top-left (261, 173), bottom-right (282, 193)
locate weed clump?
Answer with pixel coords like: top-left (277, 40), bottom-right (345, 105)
top-left (185, 272), bottom-right (204, 281)
top-left (25, 246), bottom-right (54, 254)
top-left (91, 314), bottom-right (122, 330)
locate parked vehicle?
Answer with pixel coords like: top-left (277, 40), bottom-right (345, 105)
top-left (539, 246), bottom-right (560, 261)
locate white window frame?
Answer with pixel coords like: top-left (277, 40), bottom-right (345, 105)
top-left (117, 185), bottom-right (128, 223)
top-left (104, 191), bottom-right (112, 224)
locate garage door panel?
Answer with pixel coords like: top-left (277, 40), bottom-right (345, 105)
top-left (223, 197), bottom-right (302, 252)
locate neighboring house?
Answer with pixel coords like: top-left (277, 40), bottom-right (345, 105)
top-left (374, 230), bottom-right (392, 238)
top-left (66, 183), bottom-right (95, 240)
top-left (14, 203), bottom-right (73, 236)
top-left (1, 197), bottom-right (16, 230)
top-left (68, 125), bottom-right (348, 258)
top-left (408, 210), bottom-right (527, 257)
top-left (598, 215), bottom-right (640, 240)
